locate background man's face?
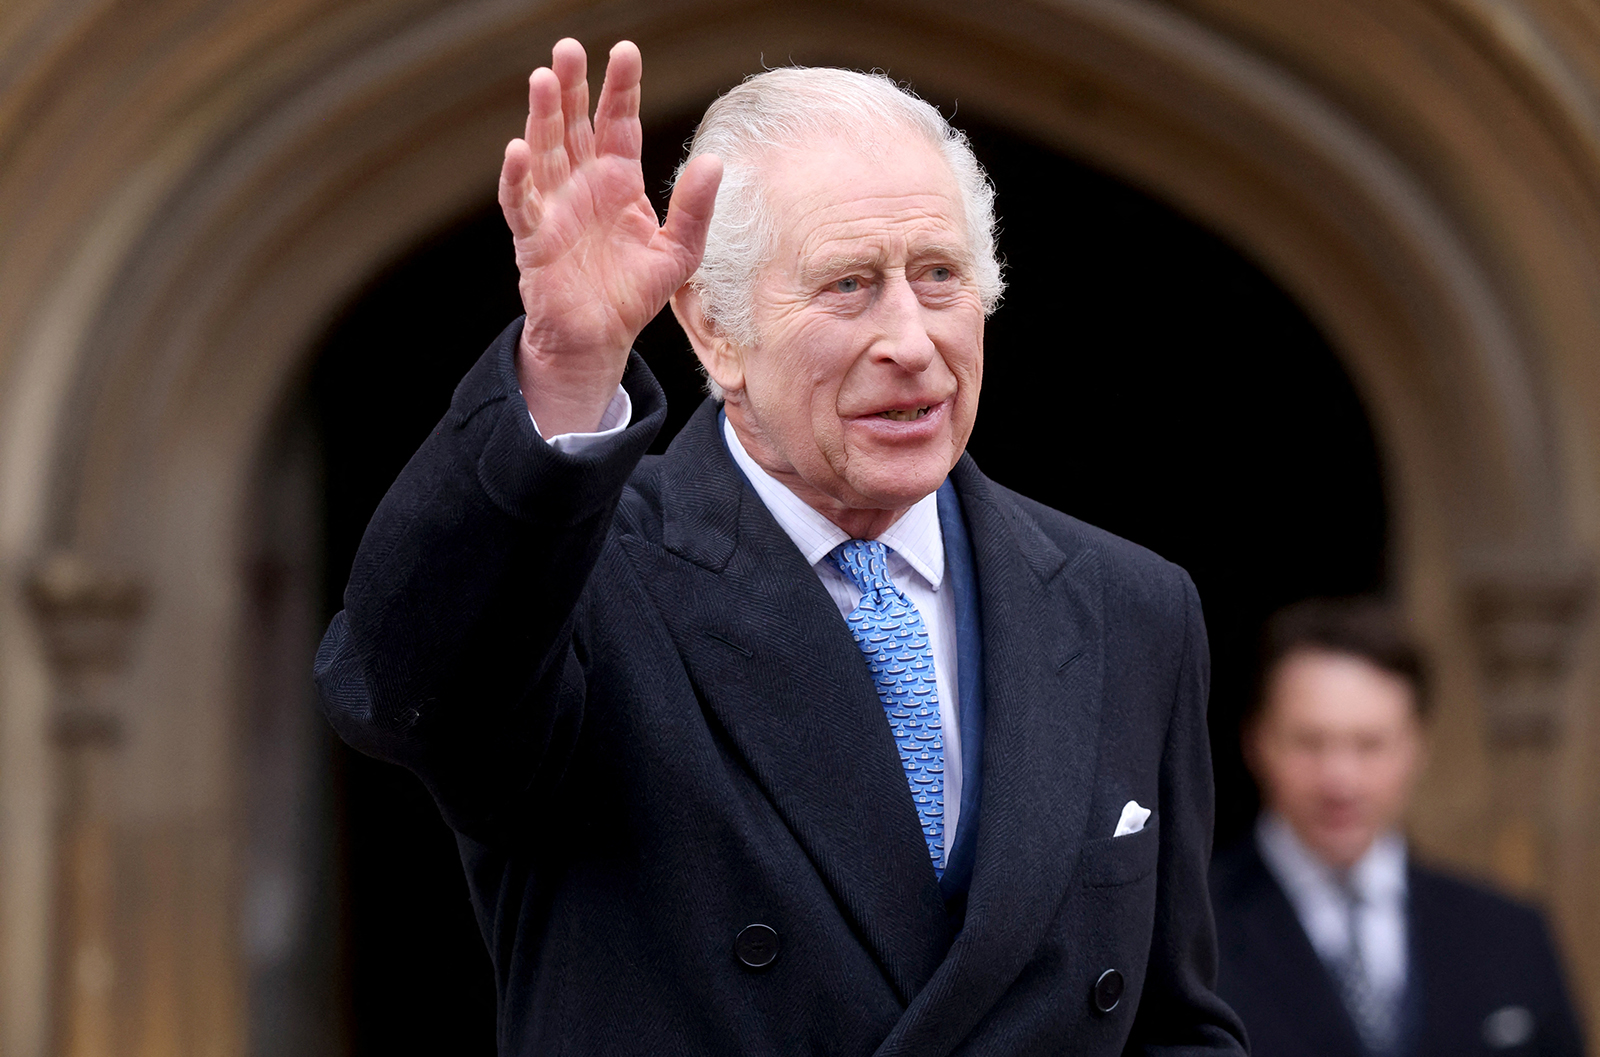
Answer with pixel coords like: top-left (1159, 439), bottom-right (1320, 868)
top-left (1248, 649), bottom-right (1425, 869)
top-left (731, 129), bottom-right (985, 514)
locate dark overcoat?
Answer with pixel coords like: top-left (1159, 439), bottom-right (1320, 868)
top-left (316, 319), bottom-right (1248, 1056)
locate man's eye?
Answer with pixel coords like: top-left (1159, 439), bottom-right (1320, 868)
top-left (834, 277), bottom-right (862, 293)
top-left (927, 267), bottom-right (952, 282)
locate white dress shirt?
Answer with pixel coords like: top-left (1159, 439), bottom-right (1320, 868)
top-left (532, 389), bottom-right (964, 865)
top-left (1256, 812), bottom-right (1409, 1001)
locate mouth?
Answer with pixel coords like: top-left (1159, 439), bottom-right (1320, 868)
top-left (847, 398), bottom-right (951, 438)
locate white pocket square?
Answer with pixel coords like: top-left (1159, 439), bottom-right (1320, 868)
top-left (1113, 800), bottom-right (1151, 838)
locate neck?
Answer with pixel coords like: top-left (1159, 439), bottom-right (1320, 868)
top-left (752, 455), bottom-right (909, 538)
top-left (821, 503), bottom-right (909, 540)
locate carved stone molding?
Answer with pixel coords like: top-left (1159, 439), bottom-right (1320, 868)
top-left (25, 553), bottom-right (143, 670)
top-left (25, 552), bottom-right (144, 747)
top-left (23, 552), bottom-right (144, 1057)
top-left (1459, 551), bottom-right (1593, 745)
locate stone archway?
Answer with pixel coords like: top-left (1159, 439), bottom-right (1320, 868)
top-left (2, 0), bottom-right (1596, 1052)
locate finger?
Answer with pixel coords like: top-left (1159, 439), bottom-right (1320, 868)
top-left (525, 67), bottom-right (569, 193)
top-left (522, 65), bottom-right (552, 145)
top-left (551, 38), bottom-right (595, 167)
top-left (498, 139), bottom-right (544, 240)
top-left (657, 153), bottom-right (724, 268)
top-left (592, 40), bottom-right (643, 161)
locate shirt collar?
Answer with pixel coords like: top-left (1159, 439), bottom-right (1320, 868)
top-left (722, 416), bottom-right (944, 589)
top-left (1256, 812), bottom-right (1408, 904)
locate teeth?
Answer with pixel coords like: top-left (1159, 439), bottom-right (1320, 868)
top-left (880, 406), bottom-right (930, 422)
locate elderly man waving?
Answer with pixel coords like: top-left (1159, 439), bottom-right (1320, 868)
top-left (316, 37), bottom-right (1247, 1056)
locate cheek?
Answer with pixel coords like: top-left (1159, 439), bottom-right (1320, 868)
top-left (748, 322), bottom-right (820, 398)
top-left (762, 329), bottom-right (856, 456)
top-left (777, 315), bottom-right (859, 384)
top-left (1373, 752), bottom-right (1418, 801)
top-left (1264, 756), bottom-right (1313, 807)
top-left (949, 322), bottom-right (986, 414)
top-left (936, 309), bottom-right (984, 364)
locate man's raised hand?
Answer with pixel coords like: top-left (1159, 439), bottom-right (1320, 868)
top-left (498, 39), bottom-right (723, 436)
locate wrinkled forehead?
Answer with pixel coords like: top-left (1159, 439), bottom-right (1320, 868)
top-left (753, 129), bottom-right (969, 258)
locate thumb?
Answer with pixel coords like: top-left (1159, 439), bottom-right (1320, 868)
top-left (657, 154), bottom-right (724, 271)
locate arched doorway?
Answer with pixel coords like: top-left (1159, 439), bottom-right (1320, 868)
top-left (299, 107), bottom-right (1386, 1052)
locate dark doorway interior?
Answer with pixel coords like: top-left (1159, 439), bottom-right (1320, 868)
top-left (308, 111), bottom-right (1386, 1055)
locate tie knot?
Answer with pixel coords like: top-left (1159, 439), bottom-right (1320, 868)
top-left (829, 539), bottom-right (894, 596)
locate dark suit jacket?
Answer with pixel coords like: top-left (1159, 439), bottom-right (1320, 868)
top-left (315, 318), bottom-right (1247, 1056)
top-left (1211, 838), bottom-right (1586, 1057)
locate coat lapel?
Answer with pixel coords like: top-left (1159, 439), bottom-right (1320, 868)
top-left (874, 455), bottom-right (1109, 1055)
top-left (625, 401), bottom-right (952, 1003)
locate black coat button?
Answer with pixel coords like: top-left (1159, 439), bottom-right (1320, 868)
top-left (1092, 969), bottom-right (1125, 1013)
top-left (734, 923), bottom-right (779, 969)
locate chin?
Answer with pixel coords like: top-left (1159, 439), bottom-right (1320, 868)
top-left (1311, 828), bottom-right (1377, 868)
top-left (851, 471), bottom-right (947, 510)
top-left (849, 449), bottom-right (958, 503)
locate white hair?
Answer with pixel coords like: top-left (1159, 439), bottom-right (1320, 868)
top-left (674, 67), bottom-right (1005, 398)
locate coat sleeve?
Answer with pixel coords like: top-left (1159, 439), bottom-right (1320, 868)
top-left (1126, 572), bottom-right (1250, 1056)
top-left (313, 317), bottom-right (667, 839)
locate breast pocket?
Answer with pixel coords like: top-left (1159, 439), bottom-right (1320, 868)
top-left (1077, 816), bottom-right (1159, 888)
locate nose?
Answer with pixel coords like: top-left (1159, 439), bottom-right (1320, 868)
top-left (871, 274), bottom-right (937, 372)
top-left (1317, 745), bottom-right (1367, 797)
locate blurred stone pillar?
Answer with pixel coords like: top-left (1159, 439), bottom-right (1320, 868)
top-left (1460, 552), bottom-right (1592, 894)
top-left (26, 555), bottom-right (143, 1057)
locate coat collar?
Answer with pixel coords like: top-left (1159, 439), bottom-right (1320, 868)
top-left (633, 400), bottom-right (1109, 1034)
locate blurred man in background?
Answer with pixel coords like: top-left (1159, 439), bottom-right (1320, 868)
top-left (1211, 597), bottom-right (1585, 1057)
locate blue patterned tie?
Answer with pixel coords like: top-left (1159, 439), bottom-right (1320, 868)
top-left (829, 539), bottom-right (945, 875)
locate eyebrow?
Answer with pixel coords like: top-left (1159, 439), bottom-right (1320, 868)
top-left (799, 244), bottom-right (975, 284)
top-left (800, 253), bottom-right (882, 284)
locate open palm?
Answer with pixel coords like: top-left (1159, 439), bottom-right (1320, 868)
top-left (499, 39), bottom-right (722, 435)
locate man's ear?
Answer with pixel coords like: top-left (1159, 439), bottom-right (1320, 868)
top-left (670, 283), bottom-right (744, 395)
